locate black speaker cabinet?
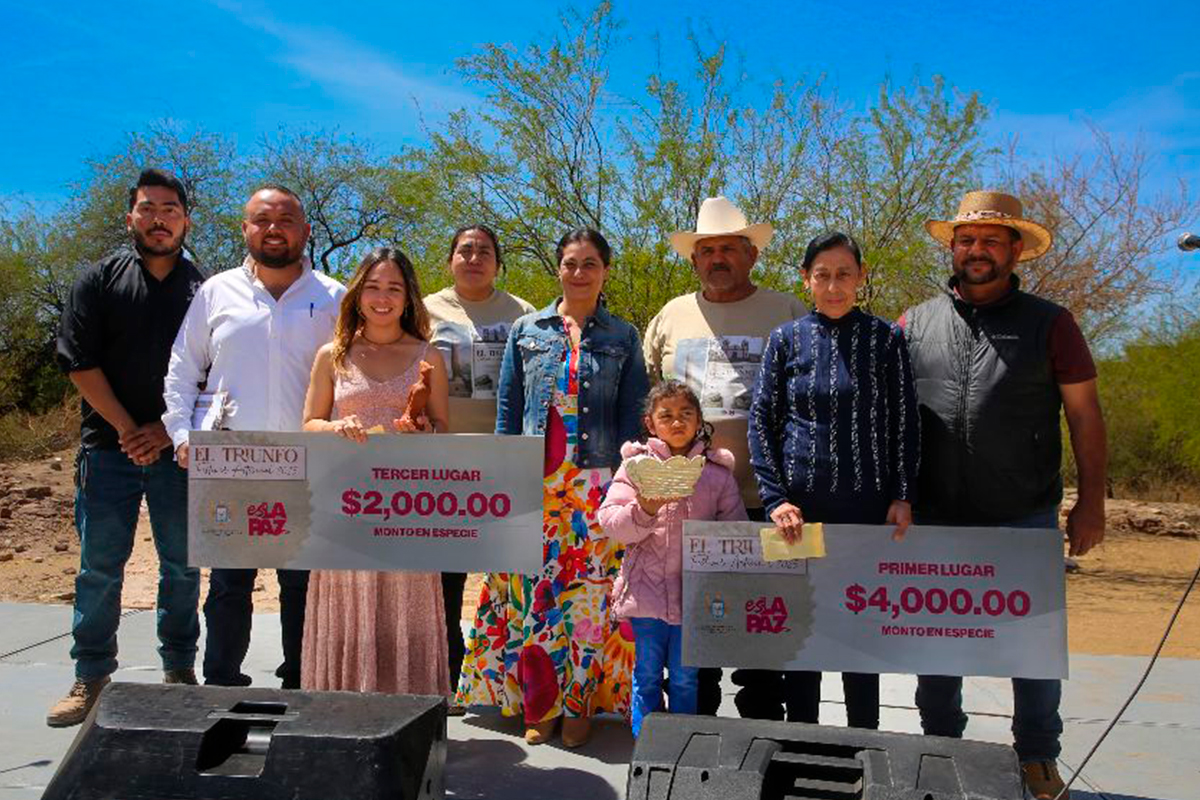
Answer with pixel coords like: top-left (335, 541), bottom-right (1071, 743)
top-left (628, 713), bottom-right (1022, 800)
top-left (42, 682), bottom-right (446, 799)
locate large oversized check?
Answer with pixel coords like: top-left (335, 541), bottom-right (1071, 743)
top-left (683, 521), bottom-right (1067, 679)
top-left (187, 431), bottom-right (543, 573)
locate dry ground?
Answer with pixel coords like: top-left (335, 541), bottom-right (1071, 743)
top-left (1, 452), bottom-right (1197, 659)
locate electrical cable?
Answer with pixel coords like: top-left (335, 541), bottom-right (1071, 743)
top-left (1053, 552), bottom-right (1200, 800)
top-left (0, 608), bottom-right (144, 660)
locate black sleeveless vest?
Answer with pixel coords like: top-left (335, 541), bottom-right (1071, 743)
top-left (905, 278), bottom-right (1064, 523)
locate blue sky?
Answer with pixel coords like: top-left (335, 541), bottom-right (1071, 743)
top-left (2, 0), bottom-right (1197, 219)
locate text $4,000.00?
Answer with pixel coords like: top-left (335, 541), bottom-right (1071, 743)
top-left (844, 584), bottom-right (1032, 621)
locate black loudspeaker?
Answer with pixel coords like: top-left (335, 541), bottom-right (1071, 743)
top-left (627, 713), bottom-right (1022, 800)
top-left (42, 683), bottom-right (446, 800)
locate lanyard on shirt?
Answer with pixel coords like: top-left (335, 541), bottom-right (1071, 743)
top-left (561, 316), bottom-right (580, 383)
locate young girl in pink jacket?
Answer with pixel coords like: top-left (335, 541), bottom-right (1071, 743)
top-left (598, 380), bottom-right (746, 737)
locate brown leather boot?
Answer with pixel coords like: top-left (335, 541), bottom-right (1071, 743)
top-left (163, 668), bottom-right (198, 685)
top-left (46, 676), bottom-right (111, 728)
top-left (1022, 760), bottom-right (1069, 800)
top-left (561, 715), bottom-right (592, 748)
top-left (524, 716), bottom-right (559, 745)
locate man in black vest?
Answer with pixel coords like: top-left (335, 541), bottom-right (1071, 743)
top-left (901, 191), bottom-right (1106, 800)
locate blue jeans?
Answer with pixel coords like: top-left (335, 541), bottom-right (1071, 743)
top-left (915, 507), bottom-right (1063, 762)
top-left (71, 447), bottom-right (199, 681)
top-left (630, 618), bottom-right (698, 738)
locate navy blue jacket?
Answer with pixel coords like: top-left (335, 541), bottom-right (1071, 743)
top-left (749, 309), bottom-right (920, 522)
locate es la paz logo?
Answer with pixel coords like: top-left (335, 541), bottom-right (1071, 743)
top-left (247, 501), bottom-right (289, 536)
top-left (746, 595), bottom-right (790, 633)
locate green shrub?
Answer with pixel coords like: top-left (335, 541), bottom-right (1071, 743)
top-left (0, 401), bottom-right (80, 462)
top-left (1080, 314), bottom-right (1200, 497)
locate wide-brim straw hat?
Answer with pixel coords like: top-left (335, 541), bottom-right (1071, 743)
top-left (670, 196), bottom-right (774, 260)
top-left (925, 190), bottom-right (1052, 262)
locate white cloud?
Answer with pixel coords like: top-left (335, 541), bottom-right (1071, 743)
top-left (982, 73), bottom-right (1200, 200)
top-left (987, 72), bottom-right (1200, 159)
top-left (208, 0), bottom-right (478, 118)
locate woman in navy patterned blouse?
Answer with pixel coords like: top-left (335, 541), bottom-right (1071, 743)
top-left (744, 231), bottom-right (920, 728)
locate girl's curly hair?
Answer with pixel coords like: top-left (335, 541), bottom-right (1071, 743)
top-left (641, 379), bottom-right (713, 451)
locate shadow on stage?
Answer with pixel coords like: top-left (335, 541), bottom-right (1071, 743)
top-left (446, 736), bottom-right (622, 800)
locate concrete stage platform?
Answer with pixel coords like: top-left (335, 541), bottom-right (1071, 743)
top-left (1, 602), bottom-right (1195, 799)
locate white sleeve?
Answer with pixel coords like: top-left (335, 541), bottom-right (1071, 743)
top-left (162, 287), bottom-right (213, 449)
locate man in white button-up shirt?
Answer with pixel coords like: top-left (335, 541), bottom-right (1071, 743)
top-left (163, 185), bottom-right (346, 688)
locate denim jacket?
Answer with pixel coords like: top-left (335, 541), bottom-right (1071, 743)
top-left (496, 299), bottom-right (650, 470)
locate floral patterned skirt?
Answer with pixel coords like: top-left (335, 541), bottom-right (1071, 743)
top-left (456, 462), bottom-right (634, 722)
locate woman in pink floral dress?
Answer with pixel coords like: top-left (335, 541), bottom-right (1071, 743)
top-left (300, 247), bottom-right (452, 696)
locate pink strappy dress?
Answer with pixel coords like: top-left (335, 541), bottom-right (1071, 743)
top-left (300, 342), bottom-right (451, 696)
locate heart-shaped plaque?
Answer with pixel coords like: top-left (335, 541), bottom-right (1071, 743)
top-left (626, 455), bottom-right (706, 500)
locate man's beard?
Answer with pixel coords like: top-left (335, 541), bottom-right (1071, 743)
top-left (249, 240), bottom-right (305, 269)
top-left (132, 226), bottom-right (185, 258)
top-left (954, 254), bottom-right (1012, 285)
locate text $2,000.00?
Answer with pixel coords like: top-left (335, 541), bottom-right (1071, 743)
top-left (340, 488), bottom-right (512, 520)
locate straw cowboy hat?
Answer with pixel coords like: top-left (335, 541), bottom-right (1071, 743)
top-left (926, 190), bottom-right (1052, 262)
top-left (670, 196), bottom-right (774, 260)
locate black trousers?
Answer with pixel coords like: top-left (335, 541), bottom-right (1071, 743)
top-left (728, 502), bottom-right (885, 727)
top-left (203, 568), bottom-right (309, 688)
top-left (731, 669), bottom-right (880, 728)
top-left (693, 667), bottom-right (722, 715)
top-left (441, 572), bottom-right (467, 690)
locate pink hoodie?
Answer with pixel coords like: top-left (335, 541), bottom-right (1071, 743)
top-left (599, 438), bottom-right (747, 624)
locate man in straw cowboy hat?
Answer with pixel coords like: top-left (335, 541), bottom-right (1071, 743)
top-left (900, 190), bottom-right (1107, 800)
top-left (644, 196), bottom-right (805, 716)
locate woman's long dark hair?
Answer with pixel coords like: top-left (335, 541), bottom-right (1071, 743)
top-left (448, 224), bottom-right (504, 272)
top-left (556, 228), bottom-right (612, 306)
top-left (555, 228), bottom-right (612, 266)
top-left (800, 230), bottom-right (863, 272)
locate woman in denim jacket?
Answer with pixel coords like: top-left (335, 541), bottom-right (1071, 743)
top-left (456, 229), bottom-right (649, 748)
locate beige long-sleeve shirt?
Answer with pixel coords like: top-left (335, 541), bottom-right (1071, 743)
top-left (643, 288), bottom-right (806, 509)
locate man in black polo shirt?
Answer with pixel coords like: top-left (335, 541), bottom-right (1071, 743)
top-left (48, 169), bottom-right (206, 727)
